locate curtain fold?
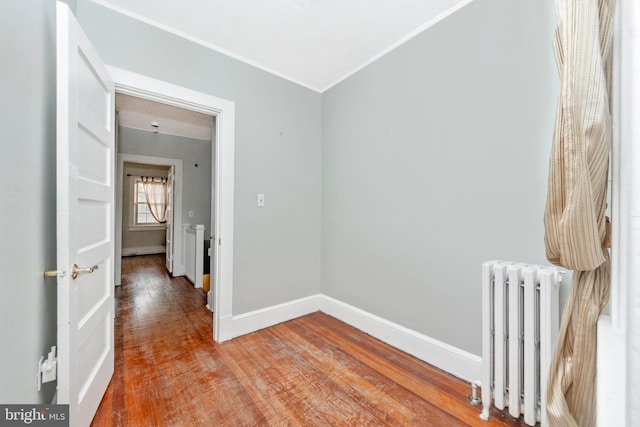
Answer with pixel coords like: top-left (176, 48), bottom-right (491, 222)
top-left (544, 0), bottom-right (615, 426)
top-left (141, 177), bottom-right (168, 224)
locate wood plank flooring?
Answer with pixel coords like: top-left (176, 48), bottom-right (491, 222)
top-left (92, 254), bottom-right (527, 426)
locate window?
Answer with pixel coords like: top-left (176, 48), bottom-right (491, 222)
top-left (134, 180), bottom-right (157, 224)
top-left (131, 177), bottom-right (167, 228)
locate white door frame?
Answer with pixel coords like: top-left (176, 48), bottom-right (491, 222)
top-left (108, 66), bottom-right (235, 342)
top-left (115, 154), bottom-right (184, 282)
top-left (597, 0), bottom-right (640, 424)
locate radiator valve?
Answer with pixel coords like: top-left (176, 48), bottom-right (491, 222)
top-left (468, 381), bottom-right (482, 405)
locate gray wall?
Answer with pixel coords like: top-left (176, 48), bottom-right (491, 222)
top-left (77, 0), bottom-right (323, 314)
top-left (121, 162), bottom-right (170, 253)
top-left (119, 127), bottom-right (212, 241)
top-left (0, 0), bottom-right (77, 404)
top-left (321, 0), bottom-right (559, 355)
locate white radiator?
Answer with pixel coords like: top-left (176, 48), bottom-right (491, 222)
top-left (480, 261), bottom-right (561, 426)
top-left (184, 224), bottom-right (205, 288)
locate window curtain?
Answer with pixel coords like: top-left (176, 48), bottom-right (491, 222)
top-left (544, 0), bottom-right (615, 426)
top-left (141, 177), bottom-right (168, 224)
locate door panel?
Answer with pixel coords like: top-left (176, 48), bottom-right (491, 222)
top-left (56, 2), bottom-right (115, 425)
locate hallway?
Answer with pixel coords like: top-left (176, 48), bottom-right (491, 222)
top-left (92, 255), bottom-right (524, 426)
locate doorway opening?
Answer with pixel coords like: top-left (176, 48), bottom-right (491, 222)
top-left (116, 155), bottom-right (184, 281)
top-left (109, 66), bottom-right (236, 343)
top-left (120, 161), bottom-right (173, 259)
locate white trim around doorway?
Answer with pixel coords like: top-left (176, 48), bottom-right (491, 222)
top-left (116, 154), bottom-right (184, 282)
top-left (108, 66), bottom-right (235, 343)
top-left (597, 1), bottom-right (640, 424)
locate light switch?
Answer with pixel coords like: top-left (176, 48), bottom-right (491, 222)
top-left (257, 194), bottom-right (265, 207)
top-left (189, 210), bottom-right (194, 217)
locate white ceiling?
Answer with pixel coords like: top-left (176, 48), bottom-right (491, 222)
top-left (116, 93), bottom-right (214, 140)
top-left (92, 0), bottom-right (472, 92)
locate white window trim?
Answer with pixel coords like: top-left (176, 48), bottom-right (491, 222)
top-left (128, 225), bottom-right (167, 232)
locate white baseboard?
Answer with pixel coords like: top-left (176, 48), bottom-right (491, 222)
top-left (228, 293), bottom-right (481, 383)
top-left (231, 294), bottom-right (321, 338)
top-left (318, 295), bottom-right (481, 382)
top-left (122, 246), bottom-right (166, 256)
top-left (217, 314), bottom-right (234, 342)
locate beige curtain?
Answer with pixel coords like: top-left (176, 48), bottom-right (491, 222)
top-left (544, 0), bottom-right (615, 426)
top-left (142, 177), bottom-right (168, 223)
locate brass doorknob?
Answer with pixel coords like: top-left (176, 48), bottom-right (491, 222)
top-left (71, 264), bottom-right (99, 280)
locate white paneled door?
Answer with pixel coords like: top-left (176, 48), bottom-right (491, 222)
top-left (56, 2), bottom-right (115, 425)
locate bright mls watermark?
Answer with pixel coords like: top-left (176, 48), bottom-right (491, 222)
top-left (0, 405), bottom-right (68, 426)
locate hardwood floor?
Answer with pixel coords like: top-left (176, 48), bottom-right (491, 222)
top-left (92, 254), bottom-right (527, 426)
